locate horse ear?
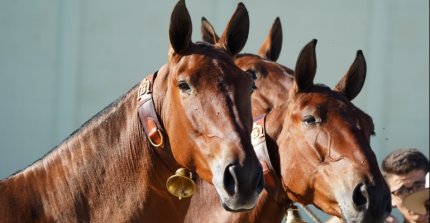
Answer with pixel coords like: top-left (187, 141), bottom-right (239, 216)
top-left (257, 17), bottom-right (283, 61)
top-left (294, 39), bottom-right (317, 92)
top-left (169, 0), bottom-right (193, 55)
top-left (201, 17), bottom-right (220, 44)
top-left (335, 50), bottom-right (367, 101)
top-left (218, 2), bottom-right (249, 56)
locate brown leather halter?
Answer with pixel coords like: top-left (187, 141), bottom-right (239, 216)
top-left (137, 72), bottom-right (181, 172)
top-left (252, 113), bottom-right (290, 207)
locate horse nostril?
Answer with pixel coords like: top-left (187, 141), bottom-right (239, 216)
top-left (223, 164), bottom-right (237, 195)
top-left (352, 183), bottom-right (368, 210)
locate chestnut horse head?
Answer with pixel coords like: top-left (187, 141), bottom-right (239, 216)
top-left (184, 18), bottom-right (391, 223)
top-left (275, 39), bottom-right (391, 221)
top-left (157, 0), bottom-right (263, 211)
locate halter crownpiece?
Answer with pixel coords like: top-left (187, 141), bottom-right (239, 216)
top-left (137, 74), bottom-right (168, 150)
top-left (137, 73), bottom-right (195, 199)
top-left (252, 114), bottom-right (288, 205)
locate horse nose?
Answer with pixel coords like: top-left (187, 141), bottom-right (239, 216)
top-left (352, 182), bottom-right (392, 220)
top-left (223, 163), bottom-right (264, 196)
top-left (352, 183), bottom-right (369, 210)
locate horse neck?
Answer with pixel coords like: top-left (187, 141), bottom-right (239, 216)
top-left (0, 83), bottom-right (185, 222)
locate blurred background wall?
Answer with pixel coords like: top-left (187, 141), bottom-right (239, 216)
top-left (0, 0), bottom-right (428, 221)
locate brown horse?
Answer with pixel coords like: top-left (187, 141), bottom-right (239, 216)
top-left (0, 1), bottom-right (264, 222)
top-left (184, 18), bottom-right (392, 223)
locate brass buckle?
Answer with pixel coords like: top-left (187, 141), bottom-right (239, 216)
top-left (148, 129), bottom-right (164, 148)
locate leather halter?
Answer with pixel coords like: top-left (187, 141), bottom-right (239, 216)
top-left (137, 72), bottom-right (180, 172)
top-left (252, 113), bottom-right (290, 207)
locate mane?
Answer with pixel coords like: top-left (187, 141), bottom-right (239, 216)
top-left (6, 83), bottom-right (141, 178)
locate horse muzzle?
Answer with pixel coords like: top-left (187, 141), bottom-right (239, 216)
top-left (339, 181), bottom-right (392, 223)
top-left (213, 162), bottom-right (264, 211)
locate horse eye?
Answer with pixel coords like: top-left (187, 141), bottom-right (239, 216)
top-left (303, 115), bottom-right (320, 126)
top-left (178, 81), bottom-right (191, 93)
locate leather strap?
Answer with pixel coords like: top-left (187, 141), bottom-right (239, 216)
top-left (137, 72), bottom-right (180, 172)
top-left (252, 114), bottom-right (275, 172)
top-left (252, 114), bottom-right (290, 207)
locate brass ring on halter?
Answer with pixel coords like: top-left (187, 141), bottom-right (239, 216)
top-left (148, 129), bottom-right (164, 148)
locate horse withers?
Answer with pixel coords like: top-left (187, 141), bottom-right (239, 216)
top-left (185, 18), bottom-right (391, 223)
top-left (0, 1), bottom-right (263, 222)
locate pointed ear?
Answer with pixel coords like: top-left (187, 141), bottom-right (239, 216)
top-left (169, 0), bottom-right (193, 55)
top-left (294, 39), bottom-right (317, 92)
top-left (201, 17), bottom-right (220, 44)
top-left (257, 17), bottom-right (283, 61)
top-left (218, 2), bottom-right (249, 56)
top-left (335, 50), bottom-right (367, 101)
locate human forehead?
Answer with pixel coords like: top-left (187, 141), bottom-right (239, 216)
top-left (386, 169), bottom-right (427, 191)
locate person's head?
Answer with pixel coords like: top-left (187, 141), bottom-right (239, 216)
top-left (382, 148), bottom-right (429, 223)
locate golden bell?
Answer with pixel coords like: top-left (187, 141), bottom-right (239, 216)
top-left (285, 204), bottom-right (307, 223)
top-left (166, 168), bottom-right (195, 200)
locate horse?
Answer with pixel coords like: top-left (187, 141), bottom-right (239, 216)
top-left (0, 1), bottom-right (265, 222)
top-left (184, 18), bottom-right (392, 223)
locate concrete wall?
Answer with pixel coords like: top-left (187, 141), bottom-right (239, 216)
top-left (0, 0), bottom-right (428, 221)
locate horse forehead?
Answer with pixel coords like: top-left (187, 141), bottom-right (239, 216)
top-left (179, 52), bottom-right (237, 76)
top-left (293, 92), bottom-right (350, 113)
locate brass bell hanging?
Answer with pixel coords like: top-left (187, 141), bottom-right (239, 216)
top-left (166, 168), bottom-right (195, 200)
top-left (285, 204), bottom-right (307, 223)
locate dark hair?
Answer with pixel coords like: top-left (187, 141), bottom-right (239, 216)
top-left (382, 148), bottom-right (429, 177)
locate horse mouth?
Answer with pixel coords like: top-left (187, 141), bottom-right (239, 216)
top-left (338, 205), bottom-right (385, 223)
top-left (216, 191), bottom-right (258, 212)
top-left (221, 202), bottom-right (253, 212)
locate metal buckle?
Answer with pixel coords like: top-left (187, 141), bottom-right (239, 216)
top-left (148, 129), bottom-right (164, 148)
